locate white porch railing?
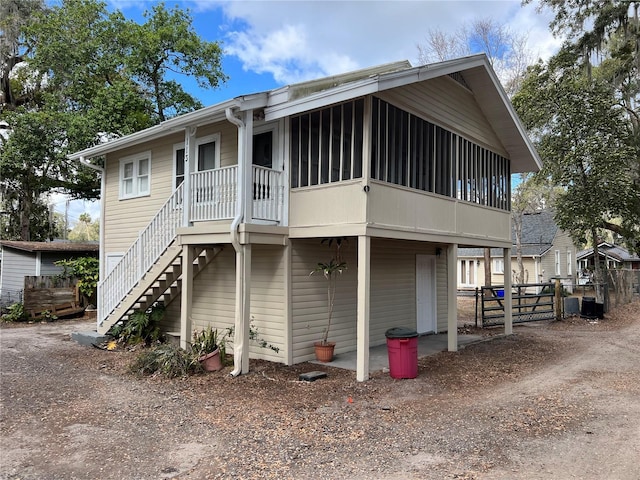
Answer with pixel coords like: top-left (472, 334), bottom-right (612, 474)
top-left (97, 166), bottom-right (284, 327)
top-left (97, 184), bottom-right (184, 326)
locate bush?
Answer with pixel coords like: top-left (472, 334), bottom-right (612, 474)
top-left (1, 303), bottom-right (27, 322)
top-left (110, 304), bottom-right (164, 346)
top-left (129, 344), bottom-right (201, 378)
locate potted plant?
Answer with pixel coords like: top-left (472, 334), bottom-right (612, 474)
top-left (191, 326), bottom-right (225, 371)
top-left (310, 238), bottom-right (347, 362)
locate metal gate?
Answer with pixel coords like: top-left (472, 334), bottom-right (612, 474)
top-left (481, 283), bottom-right (555, 327)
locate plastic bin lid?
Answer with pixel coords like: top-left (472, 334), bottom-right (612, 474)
top-left (385, 327), bottom-right (419, 339)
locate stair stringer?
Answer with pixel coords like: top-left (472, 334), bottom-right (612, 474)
top-left (97, 244), bottom-right (183, 334)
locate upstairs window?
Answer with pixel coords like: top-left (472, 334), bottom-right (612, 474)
top-left (119, 152), bottom-right (150, 199)
top-left (173, 133), bottom-right (221, 189)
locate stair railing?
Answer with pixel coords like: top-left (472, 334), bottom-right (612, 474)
top-left (97, 184), bottom-right (184, 328)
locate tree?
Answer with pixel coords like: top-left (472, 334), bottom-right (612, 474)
top-left (513, 61), bottom-right (636, 301)
top-left (417, 17), bottom-right (534, 96)
top-left (418, 18), bottom-right (536, 286)
top-left (68, 213), bottom-right (99, 241)
top-left (0, 0), bottom-right (227, 240)
top-left (524, 0), bottom-right (640, 254)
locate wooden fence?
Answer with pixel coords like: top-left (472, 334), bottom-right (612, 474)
top-left (23, 275), bottom-right (83, 319)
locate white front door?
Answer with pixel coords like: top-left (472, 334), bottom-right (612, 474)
top-left (416, 254), bottom-right (437, 334)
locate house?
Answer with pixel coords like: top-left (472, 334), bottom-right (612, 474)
top-left (68, 54), bottom-right (541, 381)
top-left (0, 241), bottom-right (99, 307)
top-left (577, 243), bottom-right (640, 282)
top-left (458, 210), bottom-right (578, 291)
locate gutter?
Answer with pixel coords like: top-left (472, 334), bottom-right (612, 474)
top-left (225, 107), bottom-right (246, 377)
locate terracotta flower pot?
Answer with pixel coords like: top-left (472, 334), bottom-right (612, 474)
top-left (199, 348), bottom-right (223, 371)
top-left (314, 342), bottom-right (336, 362)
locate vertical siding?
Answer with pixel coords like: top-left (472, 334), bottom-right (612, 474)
top-left (376, 77), bottom-right (507, 156)
top-left (436, 251), bottom-right (448, 332)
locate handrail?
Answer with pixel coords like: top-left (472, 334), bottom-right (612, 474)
top-left (97, 184), bottom-right (184, 327)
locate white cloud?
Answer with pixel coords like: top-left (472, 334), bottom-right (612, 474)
top-left (210, 0), bottom-right (561, 86)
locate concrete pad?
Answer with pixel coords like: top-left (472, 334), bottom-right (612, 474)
top-left (71, 330), bottom-right (110, 347)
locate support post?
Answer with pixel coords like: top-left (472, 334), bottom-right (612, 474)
top-left (504, 248), bottom-right (513, 335)
top-left (182, 127), bottom-right (196, 227)
top-left (180, 246), bottom-right (195, 350)
top-left (447, 243), bottom-right (458, 352)
top-left (555, 278), bottom-right (562, 321)
top-left (356, 235), bottom-right (371, 382)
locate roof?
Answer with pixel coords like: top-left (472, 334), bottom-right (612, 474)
top-left (68, 54), bottom-right (540, 174)
top-left (0, 241), bottom-right (99, 253)
top-left (576, 243), bottom-right (640, 263)
top-left (459, 210), bottom-right (559, 258)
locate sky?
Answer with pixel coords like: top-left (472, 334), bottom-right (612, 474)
top-left (59, 0), bottom-right (562, 226)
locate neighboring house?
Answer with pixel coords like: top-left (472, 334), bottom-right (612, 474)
top-left (577, 243), bottom-right (640, 283)
top-left (0, 241), bottom-right (99, 306)
top-left (68, 54), bottom-right (541, 381)
top-left (458, 210), bottom-right (578, 290)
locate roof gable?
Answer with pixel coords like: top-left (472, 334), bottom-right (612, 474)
top-left (68, 54), bottom-right (540, 174)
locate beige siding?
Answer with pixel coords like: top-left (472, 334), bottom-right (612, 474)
top-left (291, 238), bottom-right (450, 363)
top-left (103, 120), bottom-right (239, 257)
top-left (247, 245), bottom-right (286, 361)
top-left (187, 244), bottom-right (286, 363)
top-left (377, 77), bottom-right (507, 156)
top-left (436, 251), bottom-right (448, 332)
top-left (291, 239), bottom-right (358, 363)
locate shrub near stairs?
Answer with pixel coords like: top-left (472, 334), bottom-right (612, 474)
top-left (109, 304), bottom-right (165, 346)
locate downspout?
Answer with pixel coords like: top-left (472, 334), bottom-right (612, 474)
top-left (225, 107), bottom-right (246, 377)
top-left (79, 156), bottom-right (106, 282)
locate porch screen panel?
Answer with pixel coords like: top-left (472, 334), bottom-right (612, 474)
top-left (291, 117), bottom-right (300, 188)
top-left (370, 97), bottom-right (510, 211)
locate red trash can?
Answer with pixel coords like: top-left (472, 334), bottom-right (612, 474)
top-left (385, 327), bottom-right (419, 379)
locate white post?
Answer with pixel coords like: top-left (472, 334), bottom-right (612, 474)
top-left (182, 127), bottom-right (196, 226)
top-left (180, 245), bottom-right (195, 350)
top-left (447, 243), bottom-right (458, 352)
top-left (504, 247), bottom-right (513, 335)
top-left (241, 244), bottom-right (252, 373)
top-left (356, 235), bottom-right (371, 382)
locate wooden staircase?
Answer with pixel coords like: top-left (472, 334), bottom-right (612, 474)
top-left (98, 244), bottom-right (222, 334)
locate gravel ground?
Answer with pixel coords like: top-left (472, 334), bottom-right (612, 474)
top-left (1, 300), bottom-right (639, 479)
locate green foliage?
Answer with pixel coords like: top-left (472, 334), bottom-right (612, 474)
top-left (1, 0), bottom-right (227, 240)
top-left (191, 325), bottom-right (229, 360)
top-left (68, 214), bottom-right (99, 242)
top-left (55, 256), bottom-right (99, 299)
top-left (129, 343), bottom-right (200, 378)
top-left (39, 309), bottom-right (58, 322)
top-left (1, 302), bottom-right (27, 322)
top-left (109, 304), bottom-right (164, 346)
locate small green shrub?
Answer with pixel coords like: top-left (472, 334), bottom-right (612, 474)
top-left (1, 303), bottom-right (27, 322)
top-left (40, 310), bottom-right (58, 322)
top-left (129, 344), bottom-right (201, 378)
top-left (109, 304), bottom-right (164, 346)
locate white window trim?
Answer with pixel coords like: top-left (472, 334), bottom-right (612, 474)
top-left (195, 133), bottom-right (221, 171)
top-left (253, 122), bottom-right (279, 169)
top-left (119, 151), bottom-right (151, 200)
top-left (493, 258), bottom-right (504, 274)
top-left (173, 142), bottom-right (185, 190)
top-left (567, 249), bottom-right (572, 276)
top-left (555, 250), bottom-right (561, 276)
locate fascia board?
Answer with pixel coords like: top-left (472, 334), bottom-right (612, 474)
top-left (68, 99), bottom-right (240, 160)
top-left (264, 79), bottom-right (379, 121)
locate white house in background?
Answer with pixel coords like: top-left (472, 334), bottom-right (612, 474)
top-left (68, 54), bottom-right (541, 381)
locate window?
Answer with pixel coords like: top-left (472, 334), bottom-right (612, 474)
top-left (290, 99), bottom-right (364, 188)
top-left (567, 249), bottom-right (572, 276)
top-left (493, 258), bottom-right (504, 274)
top-left (555, 250), bottom-right (561, 276)
top-left (119, 152), bottom-right (150, 199)
top-left (173, 143), bottom-right (185, 188)
top-left (173, 134), bottom-right (221, 188)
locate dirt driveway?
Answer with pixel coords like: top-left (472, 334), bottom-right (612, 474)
top-left (1, 302), bottom-right (639, 480)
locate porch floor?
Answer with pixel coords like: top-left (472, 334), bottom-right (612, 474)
top-left (311, 333), bottom-right (484, 374)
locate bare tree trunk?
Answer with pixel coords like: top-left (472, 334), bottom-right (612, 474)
top-left (513, 213), bottom-right (524, 284)
top-left (591, 228), bottom-right (604, 304)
